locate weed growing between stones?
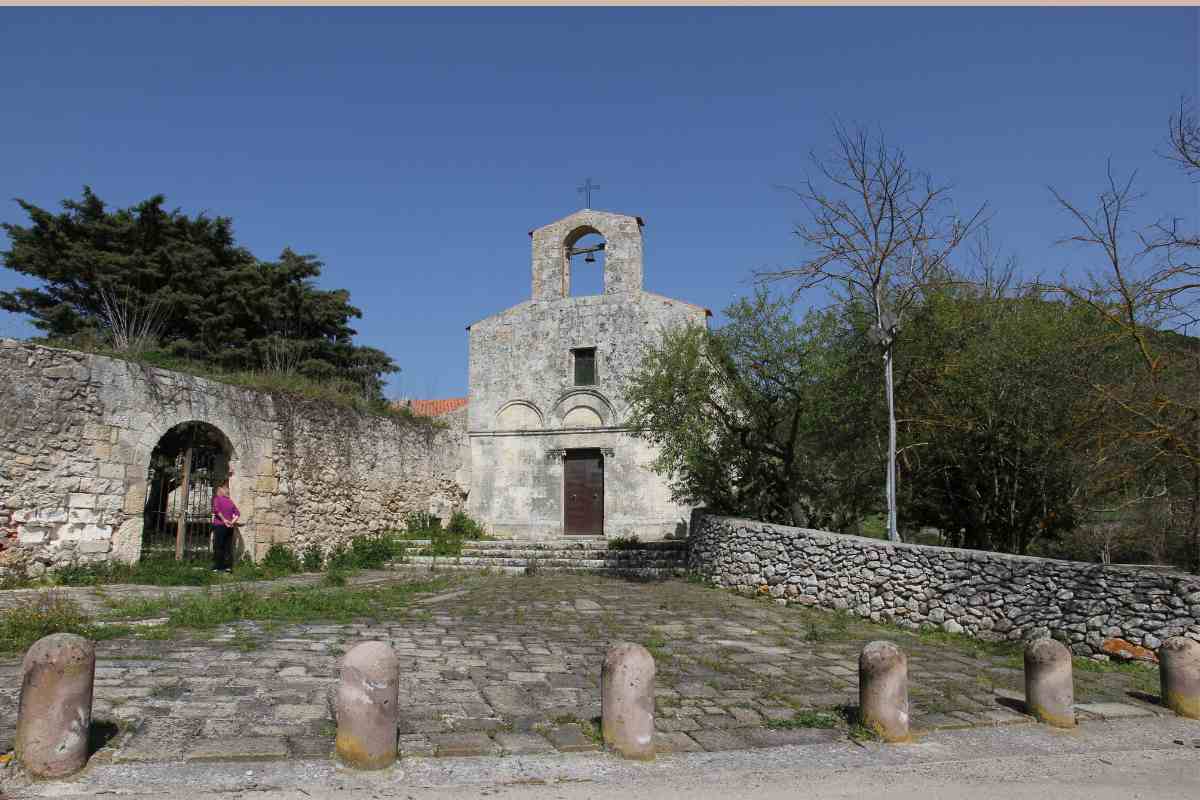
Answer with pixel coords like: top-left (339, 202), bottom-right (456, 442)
top-left (765, 710), bottom-right (843, 730)
top-left (643, 635), bottom-right (669, 661)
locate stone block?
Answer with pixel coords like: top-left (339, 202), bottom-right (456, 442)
top-left (69, 507), bottom-right (99, 525)
top-left (654, 731), bottom-right (703, 753)
top-left (286, 736), bottom-right (334, 759)
top-left (185, 737), bottom-right (289, 761)
top-left (1074, 702), bottom-right (1153, 720)
top-left (98, 462), bottom-right (126, 480)
top-left (80, 524), bottom-right (113, 542)
top-left (545, 724), bottom-right (599, 753)
top-left (78, 539), bottom-right (111, 554)
top-left (123, 486), bottom-right (147, 514)
top-left (37, 508), bottom-right (68, 524)
top-left (68, 493), bottom-right (96, 509)
top-left (17, 526), bottom-right (48, 544)
top-left (494, 732), bottom-right (555, 755)
top-left (430, 732), bottom-right (500, 757)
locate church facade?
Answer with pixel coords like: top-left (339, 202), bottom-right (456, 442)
top-left (464, 209), bottom-right (708, 540)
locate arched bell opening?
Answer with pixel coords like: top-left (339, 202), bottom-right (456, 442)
top-left (141, 421), bottom-right (234, 560)
top-left (565, 226), bottom-right (607, 297)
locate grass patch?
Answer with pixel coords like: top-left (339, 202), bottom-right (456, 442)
top-left (803, 611), bottom-right (854, 642)
top-left (48, 555), bottom-right (221, 588)
top-left (0, 593), bottom-right (134, 655)
top-left (909, 626), bottom-right (1022, 660)
top-left (15, 543), bottom-right (315, 591)
top-left (765, 710), bottom-right (842, 729)
top-left (1073, 655), bottom-right (1159, 693)
top-left (102, 577), bottom-right (449, 629)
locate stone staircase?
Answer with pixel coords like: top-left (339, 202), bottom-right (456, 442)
top-left (389, 537), bottom-right (690, 578)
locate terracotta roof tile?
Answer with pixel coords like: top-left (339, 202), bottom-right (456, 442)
top-left (396, 397), bottom-right (468, 417)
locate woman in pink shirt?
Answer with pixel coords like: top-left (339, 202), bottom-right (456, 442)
top-left (211, 485), bottom-right (240, 572)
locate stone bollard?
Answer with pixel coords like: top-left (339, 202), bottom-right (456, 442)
top-left (601, 642), bottom-right (656, 760)
top-left (858, 640), bottom-right (910, 742)
top-left (335, 641), bottom-right (400, 769)
top-left (15, 633), bottom-right (96, 779)
top-left (1159, 636), bottom-right (1200, 720)
top-left (1024, 638), bottom-right (1076, 728)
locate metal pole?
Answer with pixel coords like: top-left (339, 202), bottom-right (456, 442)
top-left (885, 346), bottom-right (899, 543)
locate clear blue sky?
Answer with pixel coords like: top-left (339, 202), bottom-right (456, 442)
top-left (1, 7), bottom-right (1196, 397)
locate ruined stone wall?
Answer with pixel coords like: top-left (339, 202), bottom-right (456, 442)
top-left (689, 513), bottom-right (1200, 659)
top-left (0, 340), bottom-right (465, 577)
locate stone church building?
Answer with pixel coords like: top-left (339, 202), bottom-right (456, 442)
top-left (463, 209), bottom-right (709, 541)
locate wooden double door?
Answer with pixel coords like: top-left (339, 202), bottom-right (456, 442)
top-left (564, 449), bottom-right (604, 535)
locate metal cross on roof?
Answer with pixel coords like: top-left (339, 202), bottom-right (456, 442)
top-left (577, 178), bottom-right (600, 209)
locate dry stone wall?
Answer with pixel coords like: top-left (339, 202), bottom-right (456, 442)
top-left (689, 513), bottom-right (1200, 659)
top-left (0, 340), bottom-right (466, 577)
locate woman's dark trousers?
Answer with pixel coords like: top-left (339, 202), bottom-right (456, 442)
top-left (212, 525), bottom-right (234, 570)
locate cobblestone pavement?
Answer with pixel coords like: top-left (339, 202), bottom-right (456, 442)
top-left (0, 573), bottom-right (1171, 763)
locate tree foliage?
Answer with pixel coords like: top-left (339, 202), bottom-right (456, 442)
top-left (1, 187), bottom-right (397, 400)
top-left (625, 291), bottom-right (880, 531)
top-left (893, 288), bottom-right (1103, 554)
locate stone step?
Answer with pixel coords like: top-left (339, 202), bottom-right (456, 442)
top-left (387, 561), bottom-right (687, 578)
top-left (398, 538), bottom-right (688, 552)
top-left (398, 555), bottom-right (684, 569)
top-left (455, 548), bottom-right (687, 561)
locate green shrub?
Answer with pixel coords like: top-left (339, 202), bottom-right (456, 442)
top-left (608, 535), bottom-right (642, 550)
top-left (325, 533), bottom-right (403, 571)
top-left (230, 556), bottom-right (264, 582)
top-left (325, 543), bottom-right (352, 571)
top-left (259, 544), bottom-right (303, 578)
top-left (301, 544), bottom-right (324, 572)
top-left (446, 511), bottom-right (486, 540)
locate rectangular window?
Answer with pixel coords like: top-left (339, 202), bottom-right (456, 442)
top-left (573, 348), bottom-right (596, 386)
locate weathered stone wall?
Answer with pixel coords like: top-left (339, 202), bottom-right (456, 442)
top-left (0, 340), bottom-right (465, 577)
top-left (689, 513), bottom-right (1200, 658)
top-left (467, 209), bottom-right (706, 540)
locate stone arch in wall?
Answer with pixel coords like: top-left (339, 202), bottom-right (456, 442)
top-left (114, 414), bottom-right (249, 564)
top-left (549, 388), bottom-right (616, 428)
top-left (495, 400), bottom-right (544, 431)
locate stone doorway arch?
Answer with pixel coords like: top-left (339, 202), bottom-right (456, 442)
top-left (141, 421), bottom-right (234, 559)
